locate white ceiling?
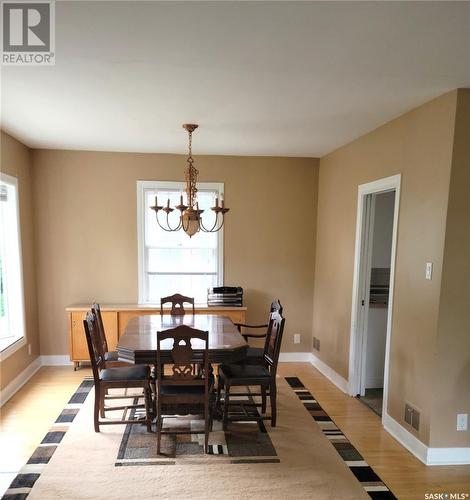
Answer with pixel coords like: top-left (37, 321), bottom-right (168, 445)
top-left (1, 1), bottom-right (470, 157)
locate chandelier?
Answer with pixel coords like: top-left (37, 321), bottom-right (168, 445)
top-left (150, 124), bottom-right (229, 237)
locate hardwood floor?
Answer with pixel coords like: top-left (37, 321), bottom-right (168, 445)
top-left (0, 366), bottom-right (91, 493)
top-left (1, 363), bottom-right (469, 499)
top-left (277, 363), bottom-right (470, 500)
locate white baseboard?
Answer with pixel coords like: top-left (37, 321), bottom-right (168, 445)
top-left (426, 447), bottom-right (470, 465)
top-left (383, 412), bottom-right (470, 465)
top-left (279, 351), bottom-right (349, 394)
top-left (382, 412), bottom-right (428, 464)
top-left (0, 356), bottom-right (42, 407)
top-left (41, 355), bottom-right (73, 366)
top-left (279, 352), bottom-right (312, 362)
top-left (309, 352), bottom-right (349, 393)
top-left (0, 355), bottom-right (73, 407)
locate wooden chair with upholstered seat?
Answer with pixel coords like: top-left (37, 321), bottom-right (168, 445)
top-left (234, 299), bottom-right (283, 366)
top-left (83, 311), bottom-right (153, 433)
top-left (217, 309), bottom-right (285, 429)
top-left (91, 302), bottom-right (124, 366)
top-left (155, 324), bottom-right (213, 454)
top-left (160, 293), bottom-right (195, 316)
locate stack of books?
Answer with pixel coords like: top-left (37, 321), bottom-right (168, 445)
top-left (207, 286), bottom-right (243, 307)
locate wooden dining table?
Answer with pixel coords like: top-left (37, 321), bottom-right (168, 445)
top-left (117, 314), bottom-right (248, 365)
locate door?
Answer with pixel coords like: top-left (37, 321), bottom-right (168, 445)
top-left (358, 194), bottom-right (375, 396)
top-left (348, 175), bottom-right (400, 422)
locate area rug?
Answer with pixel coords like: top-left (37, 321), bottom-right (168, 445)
top-left (2, 376), bottom-right (396, 500)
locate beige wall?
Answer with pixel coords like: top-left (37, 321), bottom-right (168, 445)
top-left (312, 91), bottom-right (458, 445)
top-left (430, 89), bottom-right (470, 447)
top-left (0, 132), bottom-right (40, 390)
top-left (31, 150), bottom-right (318, 356)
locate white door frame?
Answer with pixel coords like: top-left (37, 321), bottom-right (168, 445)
top-left (348, 174), bottom-right (401, 422)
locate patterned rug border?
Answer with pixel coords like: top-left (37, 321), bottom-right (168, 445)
top-left (284, 376), bottom-right (397, 500)
top-left (2, 377), bottom-right (95, 500)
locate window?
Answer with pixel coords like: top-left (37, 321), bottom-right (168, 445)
top-left (0, 173), bottom-right (26, 358)
top-left (137, 181), bottom-right (224, 305)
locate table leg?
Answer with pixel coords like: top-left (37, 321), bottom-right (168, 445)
top-left (210, 363), bottom-right (224, 420)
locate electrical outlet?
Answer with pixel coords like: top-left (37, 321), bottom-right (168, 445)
top-left (293, 334), bottom-right (301, 344)
top-left (457, 413), bottom-right (468, 431)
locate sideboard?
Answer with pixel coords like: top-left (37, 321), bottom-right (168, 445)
top-left (66, 304), bottom-right (247, 369)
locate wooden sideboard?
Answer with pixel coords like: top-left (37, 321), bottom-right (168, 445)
top-left (66, 304), bottom-right (247, 369)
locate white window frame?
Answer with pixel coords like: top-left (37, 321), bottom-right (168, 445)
top-left (0, 173), bottom-right (27, 361)
top-left (137, 180), bottom-right (224, 305)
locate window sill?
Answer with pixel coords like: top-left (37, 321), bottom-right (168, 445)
top-left (0, 337), bottom-right (26, 362)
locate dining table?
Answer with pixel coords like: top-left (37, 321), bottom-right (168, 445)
top-left (117, 313), bottom-right (248, 365)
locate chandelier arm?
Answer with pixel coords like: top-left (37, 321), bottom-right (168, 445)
top-left (209, 215), bottom-right (226, 232)
top-left (167, 211), bottom-right (183, 231)
top-left (198, 213), bottom-right (213, 232)
top-left (198, 211), bottom-right (219, 232)
top-left (155, 211), bottom-right (182, 232)
top-left (199, 212), bottom-right (225, 232)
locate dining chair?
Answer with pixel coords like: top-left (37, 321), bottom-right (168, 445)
top-left (83, 311), bottom-right (153, 433)
top-left (91, 302), bottom-right (124, 366)
top-left (217, 309), bottom-right (285, 429)
top-left (155, 324), bottom-right (213, 454)
top-left (234, 299), bottom-right (283, 366)
top-left (160, 293), bottom-right (195, 316)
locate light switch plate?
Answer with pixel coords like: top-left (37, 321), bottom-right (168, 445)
top-left (457, 413), bottom-right (468, 431)
top-left (425, 262), bottom-right (433, 280)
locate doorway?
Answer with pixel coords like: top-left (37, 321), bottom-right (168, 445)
top-left (348, 175), bottom-right (401, 421)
